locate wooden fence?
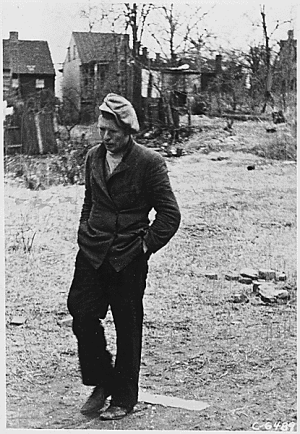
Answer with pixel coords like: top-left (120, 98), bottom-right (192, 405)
top-left (4, 110), bottom-right (58, 155)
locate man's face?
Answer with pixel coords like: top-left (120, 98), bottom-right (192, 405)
top-left (98, 115), bottom-right (130, 154)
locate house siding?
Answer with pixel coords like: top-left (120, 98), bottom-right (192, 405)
top-left (3, 69), bottom-right (11, 98)
top-left (278, 30), bottom-right (297, 92)
top-left (62, 32), bottom-right (132, 122)
top-left (18, 74), bottom-right (55, 99)
top-left (62, 34), bottom-right (82, 113)
top-left (3, 32), bottom-right (56, 102)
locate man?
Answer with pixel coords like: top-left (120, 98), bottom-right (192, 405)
top-left (67, 93), bottom-right (181, 421)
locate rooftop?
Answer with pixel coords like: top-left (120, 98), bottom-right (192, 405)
top-left (72, 31), bottom-right (129, 64)
top-left (3, 32), bottom-right (55, 75)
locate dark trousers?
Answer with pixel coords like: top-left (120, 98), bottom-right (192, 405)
top-left (67, 249), bottom-right (149, 410)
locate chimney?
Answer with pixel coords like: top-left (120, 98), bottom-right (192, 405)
top-left (9, 31), bottom-right (19, 42)
top-left (155, 53), bottom-right (161, 63)
top-left (288, 30), bottom-right (294, 40)
top-left (9, 31), bottom-right (20, 74)
top-left (215, 54), bottom-right (222, 74)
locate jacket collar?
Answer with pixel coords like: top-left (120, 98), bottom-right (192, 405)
top-left (92, 137), bottom-right (136, 199)
top-left (97, 136), bottom-right (134, 160)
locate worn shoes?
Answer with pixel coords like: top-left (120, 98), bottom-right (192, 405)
top-left (80, 386), bottom-right (110, 415)
top-left (99, 405), bottom-right (133, 420)
top-left (81, 387), bottom-right (133, 420)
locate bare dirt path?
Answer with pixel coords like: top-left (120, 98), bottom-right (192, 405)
top-left (5, 144), bottom-right (297, 430)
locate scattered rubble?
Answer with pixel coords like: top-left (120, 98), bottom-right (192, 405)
top-left (258, 283), bottom-right (290, 304)
top-left (205, 272), bottom-right (218, 280)
top-left (252, 280), bottom-right (266, 293)
top-left (225, 273), bottom-right (240, 281)
top-left (225, 267), bottom-right (292, 304)
top-left (258, 269), bottom-right (276, 281)
top-left (238, 276), bottom-right (253, 284)
top-left (276, 272), bottom-right (287, 282)
top-left (10, 316), bottom-right (27, 326)
top-left (210, 156), bottom-right (229, 161)
top-left (230, 293), bottom-right (249, 304)
top-left (240, 268), bottom-right (259, 279)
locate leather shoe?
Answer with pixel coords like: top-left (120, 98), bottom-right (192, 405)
top-left (99, 405), bottom-right (132, 420)
top-left (80, 386), bottom-right (110, 415)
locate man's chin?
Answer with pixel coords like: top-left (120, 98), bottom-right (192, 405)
top-left (105, 144), bottom-right (115, 152)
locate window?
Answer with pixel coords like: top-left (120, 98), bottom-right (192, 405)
top-left (12, 78), bottom-right (19, 88)
top-left (67, 47), bottom-right (71, 62)
top-left (97, 63), bottom-right (109, 82)
top-left (73, 45), bottom-right (76, 60)
top-left (36, 79), bottom-right (45, 89)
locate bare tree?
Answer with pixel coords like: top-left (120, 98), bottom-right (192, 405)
top-left (260, 5), bottom-right (274, 113)
top-left (145, 4), bottom-right (214, 137)
top-left (79, 0), bottom-right (109, 32)
top-left (258, 5), bottom-right (292, 113)
top-left (121, 3), bottom-right (154, 119)
top-left (147, 3), bottom-right (214, 63)
top-left (58, 87), bottom-right (83, 139)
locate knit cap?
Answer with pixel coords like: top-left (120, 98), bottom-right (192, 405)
top-left (99, 93), bottom-right (140, 133)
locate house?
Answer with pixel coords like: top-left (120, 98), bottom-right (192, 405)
top-left (278, 30), bottom-right (297, 92)
top-left (141, 51), bottom-right (222, 97)
top-left (140, 52), bottom-right (223, 125)
top-left (3, 31), bottom-right (55, 103)
top-left (3, 32), bottom-right (57, 155)
top-left (61, 31), bottom-right (132, 122)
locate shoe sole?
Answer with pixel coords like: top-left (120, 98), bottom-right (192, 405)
top-left (100, 414), bottom-right (128, 420)
top-left (100, 410), bottom-right (132, 421)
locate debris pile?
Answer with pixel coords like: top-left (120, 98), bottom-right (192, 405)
top-left (204, 267), bottom-right (292, 305)
top-left (236, 267), bottom-right (290, 304)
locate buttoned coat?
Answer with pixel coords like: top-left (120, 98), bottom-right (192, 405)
top-left (78, 138), bottom-right (181, 271)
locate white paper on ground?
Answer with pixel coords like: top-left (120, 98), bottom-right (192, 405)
top-left (139, 390), bottom-right (209, 411)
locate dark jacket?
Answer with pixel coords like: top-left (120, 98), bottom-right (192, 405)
top-left (78, 138), bottom-right (181, 271)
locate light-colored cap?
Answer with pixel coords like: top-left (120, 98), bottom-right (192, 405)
top-left (99, 93), bottom-right (140, 133)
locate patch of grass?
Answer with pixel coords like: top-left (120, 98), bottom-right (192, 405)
top-left (249, 128), bottom-right (297, 161)
top-left (4, 118), bottom-right (297, 430)
top-left (4, 118), bottom-right (296, 193)
top-left (181, 116), bottom-right (297, 161)
top-left (4, 138), bottom-right (93, 189)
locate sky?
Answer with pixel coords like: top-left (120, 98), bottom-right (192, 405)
top-left (1, 0), bottom-right (298, 96)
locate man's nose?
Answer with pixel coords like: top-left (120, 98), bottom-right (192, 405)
top-left (102, 130), bottom-right (110, 141)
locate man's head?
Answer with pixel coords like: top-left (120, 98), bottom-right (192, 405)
top-left (98, 93), bottom-right (139, 154)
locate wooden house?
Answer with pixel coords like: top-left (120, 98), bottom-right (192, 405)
top-left (3, 31), bottom-right (55, 103)
top-left (278, 30), bottom-right (297, 92)
top-left (140, 53), bottom-right (223, 126)
top-left (61, 32), bottom-right (132, 122)
top-left (3, 32), bottom-right (57, 155)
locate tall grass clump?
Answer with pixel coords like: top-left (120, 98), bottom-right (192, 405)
top-left (259, 130), bottom-right (297, 161)
top-left (4, 138), bottom-right (93, 190)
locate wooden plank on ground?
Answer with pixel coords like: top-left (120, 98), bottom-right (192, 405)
top-left (139, 390), bottom-right (209, 411)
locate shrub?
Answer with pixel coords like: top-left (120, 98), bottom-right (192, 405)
top-left (4, 138), bottom-right (93, 189)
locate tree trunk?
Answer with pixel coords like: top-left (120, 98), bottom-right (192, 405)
top-left (261, 7), bottom-right (274, 113)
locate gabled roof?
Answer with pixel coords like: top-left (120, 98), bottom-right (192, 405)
top-left (3, 38), bottom-right (55, 75)
top-left (72, 32), bottom-right (128, 64)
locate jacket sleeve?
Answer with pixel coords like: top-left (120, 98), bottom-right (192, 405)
top-left (79, 151), bottom-right (92, 224)
top-left (143, 153), bottom-right (181, 253)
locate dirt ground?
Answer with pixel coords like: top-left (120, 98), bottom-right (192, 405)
top-left (4, 119), bottom-right (297, 430)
